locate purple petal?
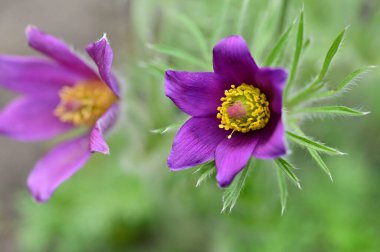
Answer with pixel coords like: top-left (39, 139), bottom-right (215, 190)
top-left (165, 71), bottom-right (230, 117)
top-left (215, 133), bottom-right (259, 187)
top-left (213, 35), bottom-right (258, 85)
top-left (25, 26), bottom-right (98, 79)
top-left (254, 67), bottom-right (287, 113)
top-left (89, 104), bottom-right (119, 154)
top-left (27, 136), bottom-right (91, 202)
top-left (0, 95), bottom-right (72, 141)
top-left (0, 55), bottom-right (84, 95)
top-left (168, 117), bottom-right (227, 170)
top-left (86, 35), bottom-right (120, 97)
top-left (252, 113), bottom-right (287, 159)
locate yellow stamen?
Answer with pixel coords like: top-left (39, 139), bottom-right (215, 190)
top-left (54, 80), bottom-right (117, 126)
top-left (217, 83), bottom-right (270, 139)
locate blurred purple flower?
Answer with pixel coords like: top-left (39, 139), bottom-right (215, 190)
top-left (0, 26), bottom-right (120, 202)
top-left (165, 35), bottom-right (288, 187)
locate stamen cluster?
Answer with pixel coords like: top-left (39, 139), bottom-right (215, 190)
top-left (217, 83), bottom-right (270, 136)
top-left (54, 81), bottom-right (117, 126)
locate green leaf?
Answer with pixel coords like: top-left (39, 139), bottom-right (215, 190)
top-left (317, 27), bottom-right (348, 82)
top-left (274, 158), bottom-right (301, 189)
top-left (222, 159), bottom-right (252, 213)
top-left (194, 161), bottom-right (215, 187)
top-left (276, 166), bottom-right (288, 215)
top-left (150, 119), bottom-right (187, 134)
top-left (289, 123), bottom-right (333, 181)
top-left (264, 21), bottom-right (294, 66)
top-left (148, 44), bottom-right (209, 69)
top-left (316, 65), bottom-right (376, 98)
top-left (286, 131), bottom-right (346, 155)
top-left (291, 123), bottom-right (333, 181)
top-left (284, 9), bottom-right (304, 99)
top-left (237, 0), bottom-right (251, 34)
top-left (309, 149), bottom-right (333, 181)
top-left (170, 13), bottom-right (209, 61)
top-left (287, 28), bottom-right (349, 107)
top-left (293, 106), bottom-right (369, 116)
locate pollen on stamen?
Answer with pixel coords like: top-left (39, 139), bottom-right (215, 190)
top-left (54, 80), bottom-right (117, 126)
top-left (217, 83), bottom-right (270, 139)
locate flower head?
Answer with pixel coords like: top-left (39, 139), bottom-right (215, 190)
top-left (165, 35), bottom-right (287, 187)
top-left (0, 26), bottom-right (120, 202)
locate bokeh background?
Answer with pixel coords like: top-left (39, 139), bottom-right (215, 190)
top-left (0, 0), bottom-right (379, 251)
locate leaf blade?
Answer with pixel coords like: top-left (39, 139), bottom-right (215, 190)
top-left (221, 159), bottom-right (252, 213)
top-left (317, 27), bottom-right (348, 82)
top-left (293, 106), bottom-right (369, 116)
top-left (284, 9), bottom-right (304, 99)
top-left (276, 166), bottom-right (288, 215)
top-left (286, 131), bottom-right (346, 155)
top-left (194, 161), bottom-right (216, 187)
top-left (289, 123), bottom-right (333, 181)
top-left (264, 21), bottom-right (294, 66)
top-left (309, 149), bottom-right (333, 181)
top-left (316, 65), bottom-right (376, 98)
top-left (274, 158), bottom-right (301, 189)
top-left (150, 119), bottom-right (187, 135)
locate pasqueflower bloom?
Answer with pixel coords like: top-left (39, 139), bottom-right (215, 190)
top-left (165, 35), bottom-right (287, 187)
top-left (0, 26), bottom-right (120, 202)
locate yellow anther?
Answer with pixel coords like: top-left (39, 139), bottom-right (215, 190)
top-left (217, 83), bottom-right (270, 139)
top-left (54, 80), bottom-right (117, 126)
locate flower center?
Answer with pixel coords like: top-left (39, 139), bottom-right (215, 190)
top-left (217, 83), bottom-right (270, 139)
top-left (54, 80), bottom-right (117, 126)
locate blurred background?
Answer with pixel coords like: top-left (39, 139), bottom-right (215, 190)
top-left (0, 0), bottom-right (379, 251)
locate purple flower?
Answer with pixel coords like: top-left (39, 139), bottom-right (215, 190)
top-left (165, 35), bottom-right (288, 187)
top-left (0, 26), bottom-right (120, 202)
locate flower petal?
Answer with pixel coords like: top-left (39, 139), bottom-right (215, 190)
top-left (0, 96), bottom-right (72, 141)
top-left (86, 35), bottom-right (120, 97)
top-left (0, 55), bottom-right (84, 95)
top-left (25, 26), bottom-right (98, 79)
top-left (252, 113), bottom-right (287, 159)
top-left (165, 70), bottom-right (229, 117)
top-left (168, 117), bottom-right (227, 170)
top-left (89, 104), bottom-right (119, 154)
top-left (254, 67), bottom-right (287, 113)
top-left (213, 35), bottom-right (258, 85)
top-left (215, 133), bottom-right (259, 187)
top-left (27, 136), bottom-right (91, 202)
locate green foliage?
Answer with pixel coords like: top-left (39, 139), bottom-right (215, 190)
top-left (274, 158), bottom-right (301, 189)
top-left (284, 9), bottom-right (304, 99)
top-left (150, 119), bottom-right (187, 135)
top-left (287, 27), bottom-right (349, 107)
top-left (194, 161), bottom-right (216, 187)
top-left (264, 21), bottom-right (295, 66)
top-left (318, 27), bottom-right (348, 82)
top-left (286, 131), bottom-right (345, 155)
top-left (290, 123), bottom-right (333, 181)
top-left (276, 165), bottom-right (288, 215)
top-left (309, 149), bottom-right (333, 181)
top-left (315, 65), bottom-right (376, 98)
top-left (222, 159), bottom-right (252, 213)
top-left (293, 105), bottom-right (369, 116)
